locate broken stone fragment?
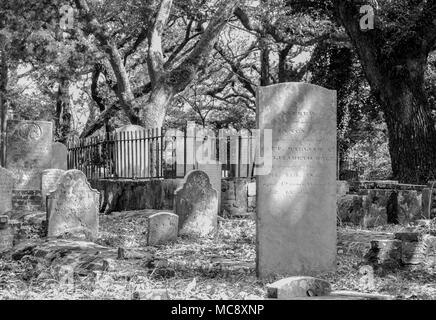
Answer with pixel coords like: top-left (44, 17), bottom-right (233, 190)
top-left (266, 276), bottom-right (331, 299)
top-left (132, 289), bottom-right (169, 300)
top-left (394, 232), bottom-right (420, 242)
top-left (364, 239), bottom-right (402, 267)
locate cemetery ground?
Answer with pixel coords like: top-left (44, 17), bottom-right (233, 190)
top-left (1, 216), bottom-right (436, 300)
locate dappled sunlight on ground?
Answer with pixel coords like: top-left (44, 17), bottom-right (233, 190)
top-left (1, 219), bottom-right (436, 300)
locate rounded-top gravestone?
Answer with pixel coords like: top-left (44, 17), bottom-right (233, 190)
top-left (51, 142), bottom-right (68, 170)
top-left (6, 120), bottom-right (53, 190)
top-left (174, 170), bottom-right (218, 237)
top-left (47, 169), bottom-right (100, 240)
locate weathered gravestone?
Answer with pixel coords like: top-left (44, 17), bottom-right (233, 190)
top-left (6, 120), bottom-right (53, 189)
top-left (147, 212), bottom-right (178, 245)
top-left (174, 170), bottom-right (218, 237)
top-left (0, 167), bottom-right (15, 215)
top-left (0, 215), bottom-right (13, 251)
top-left (41, 169), bottom-right (65, 210)
top-left (256, 82), bottom-right (337, 278)
top-left (47, 170), bottom-right (99, 240)
top-left (50, 142), bottom-right (68, 170)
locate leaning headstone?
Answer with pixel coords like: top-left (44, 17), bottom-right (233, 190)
top-left (256, 83), bottom-right (337, 278)
top-left (47, 170), bottom-right (99, 240)
top-left (147, 212), bottom-right (178, 246)
top-left (41, 169), bottom-right (65, 210)
top-left (267, 276), bottom-right (331, 299)
top-left (6, 120), bottom-right (53, 189)
top-left (50, 142), bottom-right (68, 170)
top-left (0, 167), bottom-right (15, 215)
top-left (174, 170), bottom-right (218, 237)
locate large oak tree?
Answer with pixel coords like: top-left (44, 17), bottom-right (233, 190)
top-left (333, 0), bottom-right (436, 183)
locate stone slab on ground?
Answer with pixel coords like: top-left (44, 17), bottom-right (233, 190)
top-left (337, 229), bottom-right (394, 257)
top-left (266, 276), bottom-right (331, 299)
top-left (394, 232), bottom-right (420, 242)
top-left (281, 291), bottom-right (395, 300)
top-left (7, 239), bottom-right (155, 278)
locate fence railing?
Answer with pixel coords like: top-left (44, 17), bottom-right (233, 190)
top-left (67, 125), bottom-right (256, 180)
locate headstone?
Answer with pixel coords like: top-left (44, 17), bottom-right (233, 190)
top-left (51, 142), bottom-right (68, 170)
top-left (174, 170), bottom-right (218, 237)
top-left (147, 212), bottom-right (178, 246)
top-left (362, 189), bottom-right (392, 227)
top-left (397, 190), bottom-right (422, 224)
top-left (421, 188), bottom-right (431, 219)
top-left (198, 163), bottom-right (222, 213)
top-left (256, 82), bottom-right (337, 278)
top-left (247, 181), bottom-right (256, 197)
top-left (266, 276), bottom-right (331, 299)
top-left (337, 181), bottom-right (350, 197)
top-left (115, 125), bottom-right (147, 178)
top-left (337, 195), bottom-right (364, 226)
top-left (0, 215), bottom-right (13, 251)
top-left (41, 169), bottom-right (65, 210)
top-left (47, 170), bottom-right (99, 240)
top-left (6, 120), bottom-right (53, 189)
top-left (0, 167), bottom-right (15, 215)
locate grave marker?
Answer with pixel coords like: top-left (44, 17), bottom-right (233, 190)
top-left (0, 167), bottom-right (15, 214)
top-left (6, 120), bottom-right (53, 190)
top-left (147, 212), bottom-right (178, 245)
top-left (41, 169), bottom-right (65, 210)
top-left (256, 82), bottom-right (337, 278)
top-left (174, 170), bottom-right (218, 237)
top-left (51, 142), bottom-right (68, 170)
top-left (47, 170), bottom-right (99, 240)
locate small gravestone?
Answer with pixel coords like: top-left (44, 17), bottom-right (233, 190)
top-left (41, 169), bottom-right (65, 210)
top-left (147, 212), bottom-right (178, 245)
top-left (174, 170), bottom-right (218, 237)
top-left (51, 142), bottom-right (68, 170)
top-left (47, 170), bottom-right (99, 240)
top-left (6, 120), bottom-right (53, 189)
top-left (0, 215), bottom-right (13, 251)
top-left (0, 167), bottom-right (15, 215)
top-left (267, 277), bottom-right (331, 299)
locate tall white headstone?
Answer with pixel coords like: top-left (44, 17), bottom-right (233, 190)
top-left (256, 83), bottom-right (337, 278)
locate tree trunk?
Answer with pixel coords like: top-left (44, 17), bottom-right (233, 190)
top-left (0, 41), bottom-right (8, 167)
top-left (334, 1), bottom-right (436, 183)
top-left (378, 65), bottom-right (436, 183)
top-left (260, 35), bottom-right (270, 86)
top-left (139, 82), bottom-right (173, 129)
top-left (55, 76), bottom-right (72, 144)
